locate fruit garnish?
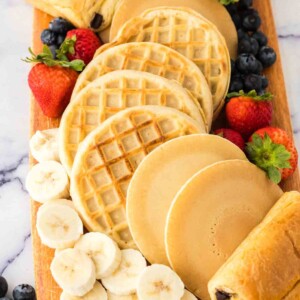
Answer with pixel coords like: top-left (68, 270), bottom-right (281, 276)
top-left (227, 89), bottom-right (273, 100)
top-left (246, 127), bottom-right (298, 183)
top-left (0, 276), bottom-right (8, 298)
top-left (226, 90), bottom-right (273, 138)
top-left (64, 29), bottom-right (102, 65)
top-left (13, 284), bottom-right (36, 300)
top-left (23, 43), bottom-right (85, 72)
top-left (219, 0), bottom-right (239, 5)
top-left (214, 128), bottom-right (245, 150)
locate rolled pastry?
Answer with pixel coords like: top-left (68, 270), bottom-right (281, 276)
top-left (208, 191), bottom-right (300, 300)
top-left (26, 0), bottom-right (120, 31)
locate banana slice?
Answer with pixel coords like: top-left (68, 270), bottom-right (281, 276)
top-left (102, 249), bottom-right (147, 296)
top-left (30, 128), bottom-right (59, 162)
top-left (182, 290), bottom-right (197, 300)
top-left (37, 203), bottom-right (83, 249)
top-left (43, 198), bottom-right (75, 209)
top-left (137, 264), bottom-right (184, 300)
top-left (61, 281), bottom-right (107, 300)
top-left (107, 292), bottom-right (138, 299)
top-left (50, 248), bottom-right (96, 296)
top-left (74, 232), bottom-right (122, 279)
top-left (26, 161), bottom-right (70, 203)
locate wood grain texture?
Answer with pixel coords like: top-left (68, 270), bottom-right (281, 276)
top-left (29, 1), bottom-right (300, 299)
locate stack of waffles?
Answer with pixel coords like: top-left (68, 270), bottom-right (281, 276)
top-left (58, 6), bottom-right (231, 250)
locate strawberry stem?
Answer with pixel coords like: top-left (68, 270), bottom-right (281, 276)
top-left (227, 90), bottom-right (273, 101)
top-left (23, 41), bottom-right (85, 72)
top-left (246, 133), bottom-right (291, 184)
top-left (219, 0), bottom-right (239, 5)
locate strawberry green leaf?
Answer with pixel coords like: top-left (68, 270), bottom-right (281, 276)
top-left (56, 35), bottom-right (77, 61)
top-left (227, 90), bottom-right (273, 101)
top-left (219, 0), bottom-right (239, 5)
top-left (267, 166), bottom-right (282, 184)
top-left (23, 45), bottom-right (85, 72)
top-left (246, 133), bottom-right (291, 184)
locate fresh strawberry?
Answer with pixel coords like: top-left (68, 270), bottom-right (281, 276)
top-left (24, 46), bottom-right (85, 118)
top-left (28, 63), bottom-right (78, 118)
top-left (65, 29), bottom-right (101, 65)
top-left (226, 90), bottom-right (273, 138)
top-left (246, 127), bottom-right (298, 183)
top-left (214, 128), bottom-right (245, 150)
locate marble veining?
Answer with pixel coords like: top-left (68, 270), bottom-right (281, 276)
top-left (0, 0), bottom-right (299, 296)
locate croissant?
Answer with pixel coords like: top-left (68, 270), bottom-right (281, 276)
top-left (208, 191), bottom-right (300, 300)
top-left (26, 0), bottom-right (120, 31)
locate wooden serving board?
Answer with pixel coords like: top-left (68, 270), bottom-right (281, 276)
top-left (29, 1), bottom-right (300, 299)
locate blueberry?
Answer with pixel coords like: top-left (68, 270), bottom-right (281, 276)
top-left (216, 291), bottom-right (231, 300)
top-left (241, 8), bottom-right (259, 18)
top-left (236, 53), bottom-right (259, 74)
top-left (237, 29), bottom-right (248, 41)
top-left (49, 17), bottom-right (75, 34)
top-left (244, 74), bottom-right (263, 92)
top-left (40, 29), bottom-right (57, 46)
top-left (253, 60), bottom-right (263, 74)
top-left (12, 284), bottom-right (36, 300)
top-left (242, 13), bottom-right (261, 31)
top-left (258, 46), bottom-right (277, 67)
top-left (230, 59), bottom-right (237, 75)
top-left (238, 37), bottom-right (259, 55)
top-left (90, 13), bottom-right (104, 30)
top-left (239, 0), bottom-right (253, 9)
top-left (229, 75), bottom-right (244, 92)
top-left (225, 4), bottom-right (238, 15)
top-left (231, 13), bottom-right (242, 29)
top-left (0, 297), bottom-right (11, 300)
top-left (252, 31), bottom-right (268, 47)
top-left (261, 75), bottom-right (269, 89)
top-left (0, 277), bottom-right (8, 297)
top-left (49, 44), bottom-right (58, 59)
top-left (56, 34), bottom-right (66, 46)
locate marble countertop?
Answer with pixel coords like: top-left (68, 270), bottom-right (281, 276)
top-left (0, 0), bottom-right (299, 296)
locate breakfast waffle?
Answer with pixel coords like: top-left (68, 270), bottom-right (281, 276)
top-left (59, 70), bottom-right (206, 174)
top-left (70, 106), bottom-right (204, 249)
top-left (98, 7), bottom-right (230, 116)
top-left (72, 42), bottom-right (213, 127)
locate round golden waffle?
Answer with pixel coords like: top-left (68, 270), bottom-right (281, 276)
top-left (59, 70), bottom-right (206, 174)
top-left (70, 106), bottom-right (204, 249)
top-left (72, 42), bottom-right (213, 127)
top-left (98, 7), bottom-right (230, 116)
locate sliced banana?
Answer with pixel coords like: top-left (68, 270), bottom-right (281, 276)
top-left (102, 249), bottom-right (147, 296)
top-left (107, 292), bottom-right (138, 300)
top-left (26, 161), bottom-right (70, 203)
top-left (43, 198), bottom-right (75, 209)
top-left (74, 232), bottom-right (122, 279)
top-left (137, 264), bottom-right (184, 300)
top-left (37, 203), bottom-right (83, 249)
top-left (182, 290), bottom-right (197, 300)
top-left (50, 248), bottom-right (96, 297)
top-left (61, 281), bottom-right (107, 300)
top-left (30, 128), bottom-right (59, 162)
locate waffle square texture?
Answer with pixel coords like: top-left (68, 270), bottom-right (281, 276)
top-left (70, 106), bottom-right (204, 249)
top-left (72, 42), bottom-right (213, 126)
top-left (59, 70), bottom-right (206, 174)
top-left (97, 7), bottom-right (230, 116)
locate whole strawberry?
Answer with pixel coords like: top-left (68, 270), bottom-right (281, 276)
top-left (28, 63), bottom-right (78, 118)
top-left (66, 29), bottom-right (101, 65)
top-left (24, 46), bottom-right (85, 118)
top-left (214, 128), bottom-right (245, 150)
top-left (246, 127), bottom-right (298, 183)
top-left (226, 90), bottom-right (273, 139)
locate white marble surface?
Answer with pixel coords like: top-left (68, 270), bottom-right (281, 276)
top-left (0, 0), bottom-right (299, 297)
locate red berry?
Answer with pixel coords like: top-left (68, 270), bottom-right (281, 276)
top-left (214, 128), bottom-right (245, 151)
top-left (66, 29), bottom-right (101, 65)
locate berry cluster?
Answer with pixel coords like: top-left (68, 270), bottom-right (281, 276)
top-left (41, 17), bottom-right (75, 58)
top-left (0, 276), bottom-right (36, 300)
top-left (226, 0), bottom-right (276, 94)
